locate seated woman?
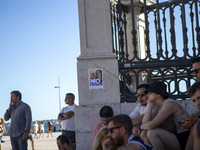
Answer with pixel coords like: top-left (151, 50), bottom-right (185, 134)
top-left (93, 126), bottom-right (117, 150)
top-left (140, 81), bottom-right (190, 150)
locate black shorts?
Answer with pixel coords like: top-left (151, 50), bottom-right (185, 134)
top-left (27, 133), bottom-right (33, 140)
top-left (176, 130), bottom-right (190, 150)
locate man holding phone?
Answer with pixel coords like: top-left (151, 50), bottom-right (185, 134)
top-left (4, 91), bottom-right (32, 150)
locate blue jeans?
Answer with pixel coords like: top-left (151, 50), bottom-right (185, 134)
top-left (62, 130), bottom-right (75, 138)
top-left (10, 134), bottom-right (27, 150)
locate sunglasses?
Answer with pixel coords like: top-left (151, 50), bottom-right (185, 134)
top-left (135, 92), bottom-right (147, 98)
top-left (108, 126), bottom-right (121, 133)
top-left (192, 68), bottom-right (200, 74)
top-left (148, 91), bottom-right (152, 95)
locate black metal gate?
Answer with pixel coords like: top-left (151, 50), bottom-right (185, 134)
top-left (110, 0), bottom-right (200, 102)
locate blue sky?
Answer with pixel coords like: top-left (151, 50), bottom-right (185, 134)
top-left (0, 0), bottom-right (80, 121)
top-left (0, 0), bottom-right (197, 122)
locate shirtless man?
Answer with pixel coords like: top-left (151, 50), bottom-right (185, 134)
top-left (33, 121), bottom-right (39, 139)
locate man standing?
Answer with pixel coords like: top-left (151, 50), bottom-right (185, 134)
top-left (102, 114), bottom-right (152, 150)
top-left (39, 121), bottom-right (44, 138)
top-left (58, 93), bottom-right (77, 140)
top-left (4, 91), bottom-right (32, 150)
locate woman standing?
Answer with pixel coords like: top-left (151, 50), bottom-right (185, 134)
top-left (39, 121), bottom-right (44, 138)
top-left (47, 121), bottom-right (53, 137)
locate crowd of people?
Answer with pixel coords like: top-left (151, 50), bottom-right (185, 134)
top-left (0, 89), bottom-right (77, 150)
top-left (92, 79), bottom-right (200, 150)
top-left (92, 57), bottom-right (200, 150)
top-left (2, 57), bottom-right (200, 150)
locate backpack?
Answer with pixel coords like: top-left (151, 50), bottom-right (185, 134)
top-left (130, 136), bottom-right (153, 150)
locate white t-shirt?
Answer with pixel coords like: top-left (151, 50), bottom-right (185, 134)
top-left (40, 124), bottom-right (44, 130)
top-left (129, 104), bottom-right (147, 119)
top-left (60, 104), bottom-right (77, 131)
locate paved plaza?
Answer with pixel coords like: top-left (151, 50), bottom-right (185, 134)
top-left (1, 132), bottom-right (61, 150)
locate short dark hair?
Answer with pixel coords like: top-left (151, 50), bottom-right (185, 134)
top-left (66, 93), bottom-right (75, 100)
top-left (136, 83), bottom-right (150, 91)
top-left (99, 106), bottom-right (113, 118)
top-left (192, 57), bottom-right (200, 64)
top-left (11, 91), bottom-right (22, 100)
top-left (57, 135), bottom-right (70, 146)
top-left (188, 81), bottom-right (200, 97)
top-left (107, 114), bottom-right (133, 135)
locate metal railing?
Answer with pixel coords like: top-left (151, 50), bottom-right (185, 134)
top-left (110, 0), bottom-right (200, 102)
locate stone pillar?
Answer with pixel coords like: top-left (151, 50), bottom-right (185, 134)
top-left (76, 0), bottom-right (121, 149)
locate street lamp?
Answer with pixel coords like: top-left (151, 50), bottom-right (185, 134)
top-left (55, 77), bottom-right (61, 112)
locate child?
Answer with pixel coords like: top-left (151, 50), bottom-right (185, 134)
top-left (0, 118), bottom-right (6, 150)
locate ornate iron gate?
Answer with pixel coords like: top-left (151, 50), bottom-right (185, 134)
top-left (110, 0), bottom-right (200, 102)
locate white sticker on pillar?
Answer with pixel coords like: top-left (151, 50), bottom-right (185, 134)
top-left (89, 69), bottom-right (103, 89)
